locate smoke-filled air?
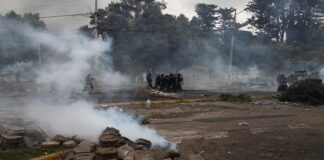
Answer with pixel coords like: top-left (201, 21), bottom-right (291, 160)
top-left (0, 17), bottom-right (173, 148)
top-left (0, 0), bottom-right (324, 159)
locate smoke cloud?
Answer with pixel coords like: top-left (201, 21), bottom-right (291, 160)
top-left (0, 18), bottom-right (172, 149)
top-left (24, 100), bottom-right (172, 148)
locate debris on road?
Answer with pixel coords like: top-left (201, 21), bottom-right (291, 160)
top-left (238, 122), bottom-right (249, 126)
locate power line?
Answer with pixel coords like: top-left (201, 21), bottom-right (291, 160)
top-left (40, 12), bottom-right (91, 19)
top-left (237, 9), bottom-right (246, 15)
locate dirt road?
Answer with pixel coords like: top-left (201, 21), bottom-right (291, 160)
top-left (122, 99), bottom-right (324, 160)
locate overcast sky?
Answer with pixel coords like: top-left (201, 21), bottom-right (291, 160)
top-left (0, 0), bottom-right (251, 31)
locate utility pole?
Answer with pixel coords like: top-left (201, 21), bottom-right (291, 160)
top-left (94, 0), bottom-right (99, 39)
top-left (229, 9), bottom-right (237, 81)
top-left (38, 44), bottom-right (42, 66)
top-left (94, 0), bottom-right (100, 77)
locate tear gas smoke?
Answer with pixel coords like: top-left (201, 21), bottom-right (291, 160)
top-left (24, 100), bottom-right (173, 148)
top-left (0, 18), bottom-right (172, 149)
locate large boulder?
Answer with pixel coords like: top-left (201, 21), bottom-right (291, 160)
top-left (0, 134), bottom-right (23, 149)
top-left (102, 127), bottom-right (120, 136)
top-left (95, 147), bottom-right (118, 160)
top-left (63, 140), bottom-right (77, 148)
top-left (135, 138), bottom-right (152, 149)
top-left (118, 144), bottom-right (135, 159)
top-left (99, 127), bottom-right (123, 147)
top-left (52, 134), bottom-right (68, 143)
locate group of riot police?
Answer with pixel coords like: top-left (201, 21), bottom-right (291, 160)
top-left (146, 73), bottom-right (183, 92)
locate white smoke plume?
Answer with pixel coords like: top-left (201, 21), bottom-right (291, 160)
top-left (24, 100), bottom-right (172, 148)
top-left (0, 18), bottom-right (172, 148)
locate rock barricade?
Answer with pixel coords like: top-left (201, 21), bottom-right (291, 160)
top-left (60, 127), bottom-right (180, 160)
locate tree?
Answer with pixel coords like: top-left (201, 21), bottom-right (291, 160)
top-left (22, 13), bottom-right (46, 29)
top-left (0, 11), bottom-right (47, 69)
top-left (195, 3), bottom-right (218, 32)
top-left (246, 0), bottom-right (324, 43)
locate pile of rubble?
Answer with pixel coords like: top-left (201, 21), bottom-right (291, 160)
top-left (0, 125), bottom-right (46, 149)
top-left (41, 127), bottom-right (180, 160)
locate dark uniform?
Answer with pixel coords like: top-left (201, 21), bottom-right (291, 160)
top-left (146, 73), bottom-right (153, 88)
top-left (83, 74), bottom-right (94, 92)
top-left (154, 74), bottom-right (161, 89)
top-left (176, 73), bottom-right (183, 91)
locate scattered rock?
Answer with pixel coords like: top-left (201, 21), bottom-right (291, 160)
top-left (72, 135), bottom-right (84, 144)
top-left (238, 122), bottom-right (249, 126)
top-left (41, 141), bottom-right (60, 148)
top-left (40, 127), bottom-right (179, 160)
top-left (102, 127), bottom-right (121, 136)
top-left (3, 126), bottom-right (25, 136)
top-left (0, 134), bottom-right (23, 149)
top-left (135, 138), bottom-right (152, 149)
top-left (25, 127), bottom-right (47, 143)
top-left (96, 147), bottom-right (118, 160)
top-left (52, 134), bottom-right (68, 143)
top-left (99, 127), bottom-right (123, 147)
top-left (63, 140), bottom-right (77, 148)
top-left (134, 150), bottom-right (155, 160)
top-left (118, 144), bottom-right (135, 159)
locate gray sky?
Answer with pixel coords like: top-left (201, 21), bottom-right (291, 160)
top-left (0, 0), bottom-right (251, 31)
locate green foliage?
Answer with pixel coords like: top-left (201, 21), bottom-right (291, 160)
top-left (280, 79), bottom-right (324, 105)
top-left (2, 10), bottom-right (46, 29)
top-left (246, 0), bottom-right (324, 44)
top-left (0, 147), bottom-right (64, 160)
top-left (219, 94), bottom-right (252, 102)
top-left (0, 10), bottom-right (46, 69)
top-left (195, 3), bottom-right (218, 32)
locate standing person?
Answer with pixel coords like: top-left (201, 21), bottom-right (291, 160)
top-left (83, 74), bottom-right (94, 92)
top-left (160, 74), bottom-right (165, 91)
top-left (176, 73), bottom-right (183, 92)
top-left (146, 73), bottom-right (153, 88)
top-left (154, 74), bottom-right (161, 89)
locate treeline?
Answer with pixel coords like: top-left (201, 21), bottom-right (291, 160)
top-left (0, 11), bottom-right (46, 69)
top-left (0, 0), bottom-right (323, 77)
top-left (79, 0), bottom-right (324, 75)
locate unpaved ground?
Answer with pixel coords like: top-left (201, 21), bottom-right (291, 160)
top-left (122, 100), bottom-right (324, 160)
top-left (1, 89), bottom-right (324, 160)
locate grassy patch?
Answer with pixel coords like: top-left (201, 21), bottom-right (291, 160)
top-left (219, 94), bottom-right (252, 103)
top-left (0, 147), bottom-right (64, 160)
